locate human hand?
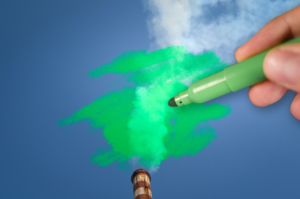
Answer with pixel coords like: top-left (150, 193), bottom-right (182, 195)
top-left (235, 5), bottom-right (300, 120)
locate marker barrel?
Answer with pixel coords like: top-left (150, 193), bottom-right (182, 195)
top-left (174, 37), bottom-right (300, 106)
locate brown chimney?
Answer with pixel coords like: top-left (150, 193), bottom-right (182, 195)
top-left (131, 169), bottom-right (152, 199)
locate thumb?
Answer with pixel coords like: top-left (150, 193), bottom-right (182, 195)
top-left (264, 43), bottom-right (300, 93)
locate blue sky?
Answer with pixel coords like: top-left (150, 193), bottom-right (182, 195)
top-left (1, 0), bottom-right (300, 199)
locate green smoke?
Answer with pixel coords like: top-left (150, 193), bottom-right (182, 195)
top-left (59, 46), bottom-right (231, 168)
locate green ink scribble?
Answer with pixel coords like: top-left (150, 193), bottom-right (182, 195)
top-left (59, 46), bottom-right (232, 169)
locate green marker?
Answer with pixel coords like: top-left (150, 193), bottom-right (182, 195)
top-left (168, 37), bottom-right (300, 107)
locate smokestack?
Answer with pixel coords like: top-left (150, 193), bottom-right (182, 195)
top-left (131, 169), bottom-right (152, 199)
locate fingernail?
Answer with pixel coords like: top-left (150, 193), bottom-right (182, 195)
top-left (264, 48), bottom-right (300, 85)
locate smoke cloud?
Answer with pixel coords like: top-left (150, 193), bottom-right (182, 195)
top-left (59, 47), bottom-right (231, 170)
top-left (60, 0), bottom-right (300, 171)
top-left (145, 0), bottom-right (300, 63)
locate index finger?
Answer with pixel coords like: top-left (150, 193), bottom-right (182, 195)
top-left (235, 5), bottom-right (300, 62)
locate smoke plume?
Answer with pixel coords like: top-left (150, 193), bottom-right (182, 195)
top-left (145, 0), bottom-right (300, 63)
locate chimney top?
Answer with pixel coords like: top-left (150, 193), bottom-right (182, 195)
top-left (131, 169), bottom-right (151, 183)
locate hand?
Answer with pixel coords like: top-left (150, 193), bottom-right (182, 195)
top-left (235, 5), bottom-right (300, 120)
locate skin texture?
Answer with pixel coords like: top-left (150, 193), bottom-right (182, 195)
top-left (235, 5), bottom-right (300, 120)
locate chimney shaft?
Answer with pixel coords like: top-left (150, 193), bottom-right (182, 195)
top-left (131, 169), bottom-right (152, 199)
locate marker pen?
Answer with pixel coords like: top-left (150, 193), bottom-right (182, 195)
top-left (168, 37), bottom-right (300, 107)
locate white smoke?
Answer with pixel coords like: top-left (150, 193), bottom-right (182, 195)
top-left (145, 0), bottom-right (300, 63)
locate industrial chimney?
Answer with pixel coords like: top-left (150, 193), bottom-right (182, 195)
top-left (131, 169), bottom-right (152, 199)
